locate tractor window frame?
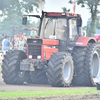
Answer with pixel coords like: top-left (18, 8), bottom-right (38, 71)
top-left (68, 18), bottom-right (78, 41)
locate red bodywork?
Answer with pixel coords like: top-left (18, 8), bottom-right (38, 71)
top-left (27, 37), bottom-right (97, 61)
top-left (43, 39), bottom-right (59, 60)
top-left (76, 37), bottom-right (97, 46)
top-left (23, 27), bottom-right (38, 31)
top-left (27, 39), bottom-right (59, 61)
top-left (94, 35), bottom-right (100, 40)
top-left (46, 12), bottom-right (81, 17)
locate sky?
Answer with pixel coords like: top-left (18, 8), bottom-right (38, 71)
top-left (43, 0), bottom-right (91, 26)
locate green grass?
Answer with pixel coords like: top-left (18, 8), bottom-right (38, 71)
top-left (0, 88), bottom-right (100, 99)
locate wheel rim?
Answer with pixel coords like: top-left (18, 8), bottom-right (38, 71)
top-left (91, 49), bottom-right (100, 83)
top-left (18, 71), bottom-right (25, 78)
top-left (63, 62), bottom-right (71, 81)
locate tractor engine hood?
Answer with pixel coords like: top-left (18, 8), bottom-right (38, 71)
top-left (27, 38), bottom-right (59, 45)
top-left (27, 38), bottom-right (59, 60)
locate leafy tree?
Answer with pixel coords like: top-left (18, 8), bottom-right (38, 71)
top-left (0, 0), bottom-right (45, 36)
top-left (82, 26), bottom-right (87, 31)
top-left (96, 16), bottom-right (100, 29)
top-left (69, 0), bottom-right (100, 36)
top-left (0, 0), bottom-right (45, 16)
top-left (62, 7), bottom-right (70, 13)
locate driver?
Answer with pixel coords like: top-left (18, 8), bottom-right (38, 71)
top-left (55, 20), bottom-right (65, 33)
top-left (55, 20), bottom-right (66, 40)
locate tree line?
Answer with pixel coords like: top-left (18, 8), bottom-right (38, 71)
top-left (0, 0), bottom-right (100, 37)
top-left (0, 0), bottom-right (45, 36)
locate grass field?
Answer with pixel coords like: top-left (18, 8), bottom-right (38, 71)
top-left (0, 88), bottom-right (100, 99)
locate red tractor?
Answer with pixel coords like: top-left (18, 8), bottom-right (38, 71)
top-left (2, 11), bottom-right (100, 87)
top-left (23, 27), bottom-right (38, 38)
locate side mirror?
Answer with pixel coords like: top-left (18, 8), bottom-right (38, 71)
top-left (77, 18), bottom-right (82, 27)
top-left (22, 17), bottom-right (27, 25)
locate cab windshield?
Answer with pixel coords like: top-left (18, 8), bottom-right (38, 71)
top-left (40, 18), bottom-right (67, 40)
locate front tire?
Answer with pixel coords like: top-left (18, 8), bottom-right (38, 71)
top-left (30, 68), bottom-right (49, 84)
top-left (72, 46), bottom-right (87, 86)
top-left (46, 52), bottom-right (74, 87)
top-left (2, 50), bottom-right (31, 84)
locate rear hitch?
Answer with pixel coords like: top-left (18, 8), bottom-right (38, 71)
top-left (20, 59), bottom-right (47, 71)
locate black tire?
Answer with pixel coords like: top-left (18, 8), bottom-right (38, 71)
top-left (72, 46), bottom-right (87, 86)
top-left (30, 68), bottom-right (49, 84)
top-left (84, 43), bottom-right (100, 86)
top-left (72, 43), bottom-right (100, 86)
top-left (2, 50), bottom-right (31, 84)
top-left (2, 50), bottom-right (13, 84)
top-left (46, 52), bottom-right (74, 87)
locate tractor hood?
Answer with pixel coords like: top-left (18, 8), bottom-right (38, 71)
top-left (27, 38), bottom-right (59, 45)
top-left (27, 38), bottom-right (59, 60)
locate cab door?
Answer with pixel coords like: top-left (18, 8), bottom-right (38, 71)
top-left (67, 18), bottom-right (79, 53)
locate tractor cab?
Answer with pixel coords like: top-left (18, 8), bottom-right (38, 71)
top-left (39, 13), bottom-right (81, 41)
top-left (23, 11), bottom-right (82, 53)
top-left (23, 27), bottom-right (38, 38)
top-left (23, 11), bottom-right (82, 40)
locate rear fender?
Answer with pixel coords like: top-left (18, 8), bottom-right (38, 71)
top-left (75, 37), bottom-right (97, 47)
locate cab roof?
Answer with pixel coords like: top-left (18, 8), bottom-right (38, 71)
top-left (42, 11), bottom-right (81, 18)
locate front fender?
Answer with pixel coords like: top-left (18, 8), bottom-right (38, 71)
top-left (75, 37), bottom-right (97, 47)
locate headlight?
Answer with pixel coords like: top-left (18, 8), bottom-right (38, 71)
top-left (37, 55), bottom-right (41, 59)
top-left (29, 55), bottom-right (32, 59)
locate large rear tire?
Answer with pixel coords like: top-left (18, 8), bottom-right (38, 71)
top-left (72, 43), bottom-right (100, 86)
top-left (84, 43), bottom-right (100, 86)
top-left (2, 50), bottom-right (31, 84)
top-left (46, 52), bottom-right (74, 87)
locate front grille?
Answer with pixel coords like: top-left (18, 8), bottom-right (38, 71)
top-left (28, 45), bottom-right (41, 59)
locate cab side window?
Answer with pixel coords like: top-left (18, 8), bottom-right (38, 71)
top-left (69, 19), bottom-right (77, 41)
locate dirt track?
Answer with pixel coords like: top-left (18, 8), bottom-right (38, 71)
top-left (0, 72), bottom-right (96, 91)
top-left (0, 72), bottom-right (100, 100)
